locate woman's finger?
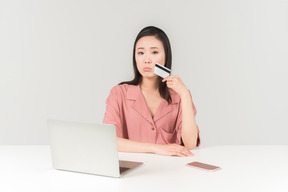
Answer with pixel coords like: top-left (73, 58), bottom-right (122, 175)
top-left (176, 152), bottom-right (186, 157)
top-left (173, 145), bottom-right (193, 157)
top-left (162, 75), bottom-right (176, 82)
top-left (162, 76), bottom-right (171, 82)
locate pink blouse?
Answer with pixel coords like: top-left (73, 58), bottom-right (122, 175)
top-left (103, 84), bottom-right (200, 146)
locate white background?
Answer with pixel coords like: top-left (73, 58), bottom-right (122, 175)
top-left (0, 0), bottom-right (287, 145)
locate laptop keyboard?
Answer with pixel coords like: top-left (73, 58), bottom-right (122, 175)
top-left (119, 167), bottom-right (130, 174)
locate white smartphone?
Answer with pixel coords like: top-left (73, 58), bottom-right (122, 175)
top-left (187, 161), bottom-right (221, 171)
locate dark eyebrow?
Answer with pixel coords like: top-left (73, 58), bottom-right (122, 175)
top-left (137, 47), bottom-right (159, 50)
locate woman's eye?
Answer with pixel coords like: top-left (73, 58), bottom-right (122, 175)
top-left (152, 51), bottom-right (159, 55)
top-left (138, 52), bottom-right (144, 55)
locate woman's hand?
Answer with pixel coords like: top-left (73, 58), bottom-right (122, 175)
top-left (152, 143), bottom-right (194, 157)
top-left (162, 75), bottom-right (189, 97)
top-left (117, 137), bottom-right (193, 157)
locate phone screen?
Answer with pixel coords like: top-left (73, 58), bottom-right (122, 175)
top-left (187, 161), bottom-right (221, 171)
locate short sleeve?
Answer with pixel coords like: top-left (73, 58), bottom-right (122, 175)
top-left (103, 86), bottom-right (127, 138)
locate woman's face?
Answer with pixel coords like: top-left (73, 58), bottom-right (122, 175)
top-left (135, 36), bottom-right (166, 79)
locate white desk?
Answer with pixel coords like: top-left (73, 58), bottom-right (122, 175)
top-left (1, 145), bottom-right (288, 192)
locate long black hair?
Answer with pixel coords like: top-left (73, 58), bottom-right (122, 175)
top-left (119, 26), bottom-right (172, 104)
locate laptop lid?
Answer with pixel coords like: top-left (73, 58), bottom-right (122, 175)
top-left (48, 119), bottom-right (121, 177)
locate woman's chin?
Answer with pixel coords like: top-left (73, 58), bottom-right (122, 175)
top-left (142, 74), bottom-right (158, 79)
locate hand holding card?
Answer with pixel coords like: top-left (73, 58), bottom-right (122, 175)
top-left (154, 63), bottom-right (171, 78)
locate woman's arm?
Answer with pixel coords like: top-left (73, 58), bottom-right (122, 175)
top-left (162, 75), bottom-right (199, 150)
top-left (117, 137), bottom-right (193, 157)
top-left (179, 91), bottom-right (198, 150)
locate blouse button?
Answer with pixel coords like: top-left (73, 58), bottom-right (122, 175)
top-left (152, 127), bottom-right (155, 130)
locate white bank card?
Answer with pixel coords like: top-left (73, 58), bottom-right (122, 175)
top-left (154, 63), bottom-right (171, 78)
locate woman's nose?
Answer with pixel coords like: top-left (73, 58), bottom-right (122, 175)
top-left (144, 55), bottom-right (152, 64)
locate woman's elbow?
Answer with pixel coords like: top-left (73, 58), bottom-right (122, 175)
top-left (184, 142), bottom-right (197, 150)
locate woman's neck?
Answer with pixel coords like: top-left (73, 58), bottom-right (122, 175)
top-left (140, 77), bottom-right (158, 93)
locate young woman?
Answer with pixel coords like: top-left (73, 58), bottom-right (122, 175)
top-left (103, 26), bottom-right (200, 157)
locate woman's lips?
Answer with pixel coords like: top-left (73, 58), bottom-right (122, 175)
top-left (143, 67), bottom-right (152, 72)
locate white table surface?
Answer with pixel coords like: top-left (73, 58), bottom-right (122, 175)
top-left (1, 145), bottom-right (288, 192)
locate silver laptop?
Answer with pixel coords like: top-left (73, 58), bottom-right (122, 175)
top-left (48, 119), bottom-right (143, 178)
